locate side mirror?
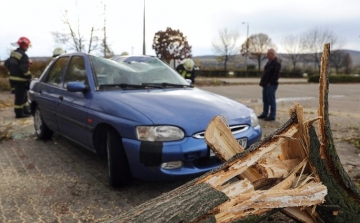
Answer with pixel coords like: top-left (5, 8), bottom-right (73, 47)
top-left (67, 82), bottom-right (89, 92)
top-left (185, 79), bottom-right (192, 85)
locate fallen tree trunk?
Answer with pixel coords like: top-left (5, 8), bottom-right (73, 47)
top-left (104, 43), bottom-right (360, 223)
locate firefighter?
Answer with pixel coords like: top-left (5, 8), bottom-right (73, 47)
top-left (5, 37), bottom-right (32, 119)
top-left (8, 55), bottom-right (32, 95)
top-left (52, 47), bottom-right (66, 57)
top-left (176, 58), bottom-right (196, 85)
top-left (7, 51), bottom-right (15, 94)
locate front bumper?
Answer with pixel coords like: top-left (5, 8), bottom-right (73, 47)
top-left (122, 125), bottom-right (262, 181)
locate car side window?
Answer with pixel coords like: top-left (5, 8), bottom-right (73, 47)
top-left (45, 57), bottom-right (69, 86)
top-left (63, 56), bottom-right (88, 88)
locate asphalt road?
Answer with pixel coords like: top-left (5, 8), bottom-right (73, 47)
top-left (0, 82), bottom-right (360, 223)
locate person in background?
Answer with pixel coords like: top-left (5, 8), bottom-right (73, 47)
top-left (52, 47), bottom-right (66, 57)
top-left (176, 58), bottom-right (196, 85)
top-left (257, 48), bottom-right (281, 121)
top-left (5, 37), bottom-right (32, 119)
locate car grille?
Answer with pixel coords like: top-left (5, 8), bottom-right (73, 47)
top-left (192, 124), bottom-right (249, 139)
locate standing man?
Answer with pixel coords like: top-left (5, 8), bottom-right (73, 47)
top-left (5, 37), bottom-right (32, 119)
top-left (176, 58), bottom-right (196, 85)
top-left (257, 48), bottom-right (281, 121)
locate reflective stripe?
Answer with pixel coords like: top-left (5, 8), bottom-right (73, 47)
top-left (11, 51), bottom-right (23, 60)
top-left (8, 71), bottom-right (10, 76)
top-left (14, 105), bottom-right (24, 109)
top-left (24, 71), bottom-right (31, 76)
top-left (14, 102), bottom-right (28, 108)
top-left (9, 76), bottom-right (29, 81)
top-left (181, 70), bottom-right (191, 78)
top-left (181, 70), bottom-right (187, 78)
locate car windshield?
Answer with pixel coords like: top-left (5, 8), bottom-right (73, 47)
top-left (90, 55), bottom-right (191, 89)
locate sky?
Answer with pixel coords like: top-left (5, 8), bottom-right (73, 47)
top-left (1, 0), bottom-right (360, 60)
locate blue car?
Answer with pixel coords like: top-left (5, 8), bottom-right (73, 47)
top-left (29, 53), bottom-right (262, 187)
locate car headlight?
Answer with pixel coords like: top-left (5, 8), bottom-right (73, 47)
top-left (250, 110), bottom-right (259, 127)
top-left (136, 126), bottom-right (185, 141)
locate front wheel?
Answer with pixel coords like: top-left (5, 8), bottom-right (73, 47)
top-left (34, 107), bottom-right (53, 140)
top-left (106, 128), bottom-right (132, 187)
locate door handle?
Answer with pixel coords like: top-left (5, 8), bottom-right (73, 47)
top-left (59, 96), bottom-right (63, 101)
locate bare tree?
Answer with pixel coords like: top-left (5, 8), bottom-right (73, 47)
top-left (342, 53), bottom-right (353, 74)
top-left (88, 27), bottom-right (98, 54)
top-left (152, 27), bottom-right (192, 64)
top-left (330, 50), bottom-right (346, 74)
top-left (241, 33), bottom-right (275, 72)
top-left (302, 27), bottom-right (345, 71)
top-left (281, 35), bottom-right (304, 71)
top-left (329, 39), bottom-right (346, 74)
top-left (100, 4), bottom-right (114, 58)
top-left (212, 28), bottom-right (240, 72)
top-left (51, 0), bottom-right (99, 54)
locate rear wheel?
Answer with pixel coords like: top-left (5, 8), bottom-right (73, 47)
top-left (106, 128), bottom-right (132, 187)
top-left (34, 107), bottom-right (53, 140)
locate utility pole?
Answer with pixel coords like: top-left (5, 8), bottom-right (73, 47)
top-left (142, 0), bottom-right (146, 55)
top-left (242, 22), bottom-right (249, 74)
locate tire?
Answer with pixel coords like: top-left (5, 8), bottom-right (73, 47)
top-left (107, 128), bottom-right (132, 187)
top-left (34, 107), bottom-right (53, 140)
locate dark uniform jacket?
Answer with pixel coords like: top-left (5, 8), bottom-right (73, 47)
top-left (5, 48), bottom-right (31, 82)
top-left (259, 57), bottom-right (281, 87)
top-left (176, 64), bottom-right (196, 84)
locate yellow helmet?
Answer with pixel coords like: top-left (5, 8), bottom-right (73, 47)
top-left (53, 47), bottom-right (66, 57)
top-left (183, 58), bottom-right (194, 71)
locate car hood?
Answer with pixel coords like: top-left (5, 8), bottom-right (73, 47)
top-left (101, 88), bottom-right (252, 134)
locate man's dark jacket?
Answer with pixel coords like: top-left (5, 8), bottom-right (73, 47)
top-left (259, 57), bottom-right (281, 87)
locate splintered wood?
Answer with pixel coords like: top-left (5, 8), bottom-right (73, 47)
top-left (203, 111), bottom-right (326, 223)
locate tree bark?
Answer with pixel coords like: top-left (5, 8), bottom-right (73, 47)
top-left (104, 43), bottom-right (360, 223)
top-left (307, 43), bottom-right (360, 222)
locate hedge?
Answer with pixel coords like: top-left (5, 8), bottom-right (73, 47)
top-left (196, 70), bottom-right (304, 78)
top-left (308, 75), bottom-right (360, 83)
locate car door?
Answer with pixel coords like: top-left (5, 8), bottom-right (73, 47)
top-left (35, 57), bottom-right (70, 133)
top-left (56, 55), bottom-right (93, 148)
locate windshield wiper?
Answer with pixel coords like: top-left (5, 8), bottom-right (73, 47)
top-left (142, 82), bottom-right (193, 88)
top-left (99, 84), bottom-right (146, 89)
top-left (99, 82), bottom-right (193, 90)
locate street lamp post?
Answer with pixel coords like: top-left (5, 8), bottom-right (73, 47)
top-left (242, 22), bottom-right (249, 74)
top-left (142, 0), bottom-right (146, 55)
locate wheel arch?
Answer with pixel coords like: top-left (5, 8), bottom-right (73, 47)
top-left (93, 123), bottom-right (121, 157)
top-left (93, 122), bottom-right (133, 186)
